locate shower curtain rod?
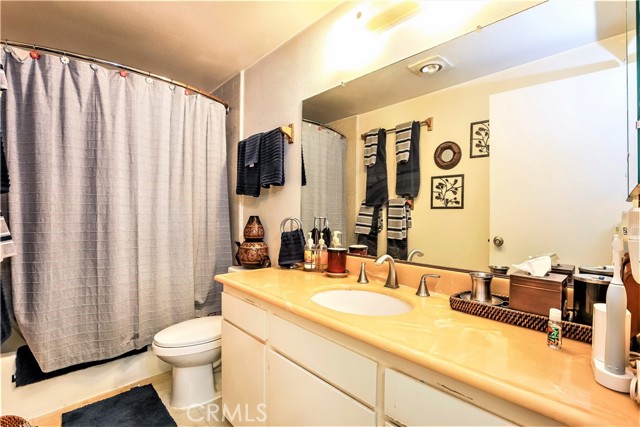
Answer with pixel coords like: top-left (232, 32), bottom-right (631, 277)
top-left (302, 119), bottom-right (347, 140)
top-left (2, 40), bottom-right (229, 111)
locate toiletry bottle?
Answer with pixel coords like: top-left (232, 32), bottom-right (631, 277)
top-left (304, 232), bottom-right (317, 271)
top-left (316, 237), bottom-right (328, 271)
top-left (547, 308), bottom-right (562, 349)
top-left (330, 230), bottom-right (342, 248)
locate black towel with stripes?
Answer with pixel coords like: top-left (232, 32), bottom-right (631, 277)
top-left (396, 120), bottom-right (420, 197)
top-left (259, 128), bottom-right (285, 188)
top-left (365, 128), bottom-right (388, 207)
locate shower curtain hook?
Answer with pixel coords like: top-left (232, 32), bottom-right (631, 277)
top-left (145, 72), bottom-right (153, 85)
top-left (90, 58), bottom-right (98, 71)
top-left (169, 79), bottom-right (175, 91)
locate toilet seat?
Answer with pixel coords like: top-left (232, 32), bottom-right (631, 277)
top-left (153, 316), bottom-right (222, 348)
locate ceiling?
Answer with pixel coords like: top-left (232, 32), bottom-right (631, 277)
top-left (1, 1), bottom-right (341, 93)
top-left (303, 0), bottom-right (629, 123)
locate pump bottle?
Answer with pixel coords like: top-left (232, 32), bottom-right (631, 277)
top-left (304, 232), bottom-right (317, 271)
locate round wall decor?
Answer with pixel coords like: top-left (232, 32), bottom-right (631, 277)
top-left (434, 141), bottom-right (462, 170)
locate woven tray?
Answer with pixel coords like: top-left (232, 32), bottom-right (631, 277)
top-left (449, 292), bottom-right (592, 344)
top-left (0, 416), bottom-right (31, 427)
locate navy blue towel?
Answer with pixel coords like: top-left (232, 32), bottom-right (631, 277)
top-left (396, 120), bottom-right (420, 197)
top-left (236, 135), bottom-right (262, 197)
top-left (365, 128), bottom-right (388, 207)
top-left (1, 284), bottom-right (10, 344)
top-left (259, 128), bottom-right (285, 188)
top-left (278, 229), bottom-right (305, 268)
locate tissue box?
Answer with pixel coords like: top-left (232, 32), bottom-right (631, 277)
top-left (509, 272), bottom-right (568, 317)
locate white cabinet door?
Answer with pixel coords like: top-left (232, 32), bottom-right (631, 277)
top-left (384, 369), bottom-right (512, 426)
top-left (221, 320), bottom-right (267, 427)
top-left (267, 349), bottom-right (376, 426)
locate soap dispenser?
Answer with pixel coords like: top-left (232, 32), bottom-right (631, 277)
top-left (304, 232), bottom-right (317, 271)
top-left (316, 237), bottom-right (328, 271)
top-left (330, 230), bottom-right (343, 248)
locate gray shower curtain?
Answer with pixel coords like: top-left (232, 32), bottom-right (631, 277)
top-left (301, 121), bottom-right (347, 237)
top-left (1, 47), bottom-right (232, 372)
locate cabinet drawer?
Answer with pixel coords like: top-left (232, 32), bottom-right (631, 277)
top-left (269, 313), bottom-right (377, 406)
top-left (267, 349), bottom-right (376, 426)
top-left (222, 292), bottom-right (267, 341)
top-left (384, 369), bottom-right (512, 426)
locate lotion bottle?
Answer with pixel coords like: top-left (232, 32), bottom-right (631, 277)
top-left (316, 237), bottom-right (328, 271)
top-left (304, 232), bottom-right (317, 271)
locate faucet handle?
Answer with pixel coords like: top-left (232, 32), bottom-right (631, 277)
top-left (416, 274), bottom-right (440, 297)
top-left (357, 262), bottom-right (369, 284)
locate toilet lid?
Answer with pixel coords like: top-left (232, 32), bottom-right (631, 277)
top-left (154, 316), bottom-right (221, 348)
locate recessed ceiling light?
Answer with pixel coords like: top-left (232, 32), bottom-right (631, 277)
top-left (420, 63), bottom-right (443, 74)
top-left (407, 54), bottom-right (452, 76)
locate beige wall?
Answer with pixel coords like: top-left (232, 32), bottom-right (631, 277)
top-left (238, 2), bottom-right (533, 258)
top-left (338, 83), bottom-right (491, 270)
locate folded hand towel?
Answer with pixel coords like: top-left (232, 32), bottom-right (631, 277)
top-left (387, 198), bottom-right (412, 241)
top-left (395, 121), bottom-right (414, 164)
top-left (396, 121), bottom-right (421, 198)
top-left (236, 138), bottom-right (261, 197)
top-left (278, 228), bottom-right (305, 268)
top-left (244, 132), bottom-right (262, 167)
top-left (259, 128), bottom-right (285, 188)
top-left (355, 201), bottom-right (376, 235)
top-left (364, 128), bottom-right (381, 167)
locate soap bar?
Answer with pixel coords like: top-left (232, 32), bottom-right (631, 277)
top-left (509, 272), bottom-right (568, 317)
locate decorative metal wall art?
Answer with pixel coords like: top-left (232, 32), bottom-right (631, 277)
top-left (431, 174), bottom-right (464, 209)
top-left (470, 120), bottom-right (490, 158)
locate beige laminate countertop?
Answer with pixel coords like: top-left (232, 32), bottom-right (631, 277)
top-left (215, 264), bottom-right (640, 426)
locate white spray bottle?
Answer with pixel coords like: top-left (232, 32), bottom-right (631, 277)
top-left (605, 234), bottom-right (627, 374)
top-left (592, 234), bottom-right (634, 393)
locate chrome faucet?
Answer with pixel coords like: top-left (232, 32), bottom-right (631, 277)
top-left (408, 249), bottom-right (424, 262)
top-left (375, 254), bottom-right (398, 289)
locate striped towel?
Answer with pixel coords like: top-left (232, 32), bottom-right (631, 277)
top-left (0, 212), bottom-right (16, 260)
top-left (355, 201), bottom-right (376, 235)
top-left (395, 121), bottom-right (414, 164)
top-left (259, 128), bottom-right (285, 188)
top-left (387, 198), bottom-right (412, 240)
top-left (355, 201), bottom-right (383, 235)
top-left (364, 128), bottom-right (381, 167)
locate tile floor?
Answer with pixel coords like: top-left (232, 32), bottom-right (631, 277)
top-left (29, 370), bottom-right (230, 427)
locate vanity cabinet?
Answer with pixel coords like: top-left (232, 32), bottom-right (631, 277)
top-left (267, 349), bottom-right (375, 425)
top-left (222, 290), bottom-right (520, 426)
top-left (384, 369), bottom-right (512, 426)
top-left (221, 293), bottom-right (267, 427)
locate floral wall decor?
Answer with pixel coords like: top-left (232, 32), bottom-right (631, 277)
top-left (431, 174), bottom-right (464, 209)
top-left (470, 120), bottom-right (489, 158)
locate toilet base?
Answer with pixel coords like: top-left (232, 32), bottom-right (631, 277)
top-left (170, 363), bottom-right (215, 409)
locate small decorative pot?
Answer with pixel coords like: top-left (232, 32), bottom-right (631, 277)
top-left (243, 215), bottom-right (265, 240)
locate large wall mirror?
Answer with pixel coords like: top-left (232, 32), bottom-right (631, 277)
top-left (301, 0), bottom-right (637, 272)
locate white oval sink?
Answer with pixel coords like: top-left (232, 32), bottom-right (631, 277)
top-left (311, 289), bottom-right (411, 316)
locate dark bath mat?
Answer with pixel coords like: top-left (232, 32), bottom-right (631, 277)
top-left (61, 384), bottom-right (176, 427)
top-left (14, 345), bottom-right (147, 387)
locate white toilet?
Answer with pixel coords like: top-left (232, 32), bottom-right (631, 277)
top-left (152, 316), bottom-right (222, 408)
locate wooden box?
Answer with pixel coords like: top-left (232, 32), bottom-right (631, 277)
top-left (551, 264), bottom-right (575, 276)
top-left (509, 272), bottom-right (568, 317)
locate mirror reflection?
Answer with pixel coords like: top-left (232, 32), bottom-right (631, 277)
top-left (302, 0), bottom-right (636, 271)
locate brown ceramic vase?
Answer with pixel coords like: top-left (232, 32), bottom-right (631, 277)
top-left (238, 216), bottom-right (269, 268)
